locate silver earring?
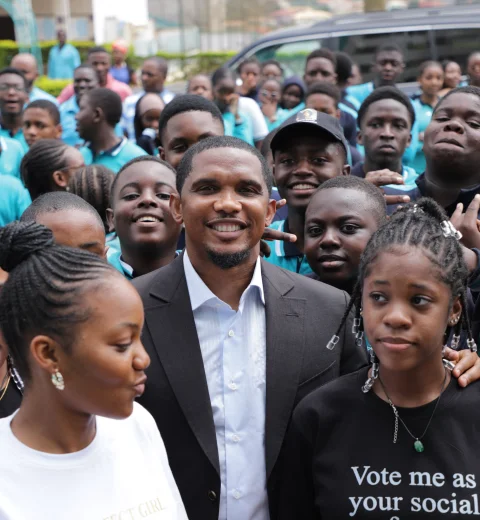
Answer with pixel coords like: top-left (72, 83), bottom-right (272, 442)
top-left (362, 350), bottom-right (379, 393)
top-left (7, 355), bottom-right (24, 394)
top-left (51, 370), bottom-right (65, 391)
top-left (467, 338), bottom-right (478, 353)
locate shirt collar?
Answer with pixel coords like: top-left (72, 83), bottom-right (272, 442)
top-left (183, 250), bottom-right (265, 311)
top-left (89, 137), bottom-right (127, 157)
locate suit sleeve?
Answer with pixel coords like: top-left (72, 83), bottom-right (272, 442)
top-left (277, 410), bottom-right (318, 520)
top-left (339, 291), bottom-right (368, 376)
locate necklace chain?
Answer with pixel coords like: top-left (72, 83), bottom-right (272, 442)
top-left (379, 369), bottom-right (448, 446)
top-left (0, 374), bottom-right (10, 402)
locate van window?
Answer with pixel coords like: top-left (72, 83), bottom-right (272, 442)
top-left (433, 28), bottom-right (480, 69)
top-left (255, 39), bottom-right (322, 77)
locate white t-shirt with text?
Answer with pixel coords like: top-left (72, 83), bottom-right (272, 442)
top-left (0, 402), bottom-right (188, 520)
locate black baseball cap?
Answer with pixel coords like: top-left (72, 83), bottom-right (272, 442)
top-left (270, 108), bottom-right (349, 158)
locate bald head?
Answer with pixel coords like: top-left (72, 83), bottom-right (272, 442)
top-left (11, 53), bottom-right (38, 88)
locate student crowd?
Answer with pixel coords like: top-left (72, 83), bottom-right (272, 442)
top-left (3, 30), bottom-right (480, 519)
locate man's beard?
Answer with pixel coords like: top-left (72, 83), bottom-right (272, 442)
top-left (206, 247), bottom-right (251, 269)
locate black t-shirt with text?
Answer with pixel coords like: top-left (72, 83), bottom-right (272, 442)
top-left (279, 367), bottom-right (480, 519)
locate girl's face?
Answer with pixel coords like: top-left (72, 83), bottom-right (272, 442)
top-left (188, 75), bottom-right (213, 100)
top-left (240, 62), bottom-right (261, 90)
top-left (419, 65), bottom-right (444, 97)
top-left (362, 246), bottom-right (462, 373)
top-left (51, 275), bottom-right (150, 419)
top-left (304, 188), bottom-right (379, 292)
top-left (262, 63), bottom-right (282, 82)
top-left (140, 108), bottom-right (162, 132)
top-left (444, 62), bottom-right (462, 89)
top-left (259, 79), bottom-right (281, 104)
top-left (281, 84), bottom-right (303, 109)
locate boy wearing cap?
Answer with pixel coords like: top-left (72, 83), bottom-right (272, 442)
top-left (265, 108), bottom-right (350, 275)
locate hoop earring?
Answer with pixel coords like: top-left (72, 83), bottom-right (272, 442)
top-left (51, 370), bottom-right (65, 391)
top-left (362, 349), bottom-right (379, 393)
top-left (353, 308), bottom-right (364, 347)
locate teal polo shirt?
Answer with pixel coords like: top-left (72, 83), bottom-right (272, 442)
top-left (411, 97), bottom-right (435, 174)
top-left (0, 127), bottom-right (28, 153)
top-left (107, 247), bottom-right (180, 280)
top-left (0, 174), bottom-right (31, 226)
top-left (223, 111), bottom-right (254, 146)
top-left (0, 136), bottom-right (24, 180)
top-left (264, 219), bottom-right (313, 276)
top-left (80, 137), bottom-right (147, 174)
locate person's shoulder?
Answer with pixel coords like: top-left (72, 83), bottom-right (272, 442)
top-left (125, 140), bottom-right (148, 156)
top-left (261, 259), bottom-right (348, 302)
top-left (2, 135), bottom-right (24, 154)
top-left (132, 254), bottom-right (183, 296)
top-left (0, 173), bottom-right (26, 191)
top-left (292, 368), bottom-right (367, 428)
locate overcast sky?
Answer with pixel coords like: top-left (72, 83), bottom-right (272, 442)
top-left (93, 0), bottom-right (149, 43)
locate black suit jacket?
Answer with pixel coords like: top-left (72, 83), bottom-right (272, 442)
top-left (133, 254), bottom-right (367, 520)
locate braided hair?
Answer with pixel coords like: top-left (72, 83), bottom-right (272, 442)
top-left (20, 139), bottom-right (71, 201)
top-left (68, 165), bottom-right (115, 232)
top-left (328, 198), bottom-right (474, 351)
top-left (0, 221), bottom-right (116, 383)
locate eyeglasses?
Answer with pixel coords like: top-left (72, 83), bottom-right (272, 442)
top-left (260, 90), bottom-right (279, 99)
top-left (0, 84), bottom-right (26, 93)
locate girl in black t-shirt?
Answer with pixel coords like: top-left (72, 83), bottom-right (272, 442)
top-left (280, 198), bottom-right (480, 519)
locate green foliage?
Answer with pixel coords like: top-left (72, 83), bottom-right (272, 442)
top-left (0, 40), bottom-right (237, 92)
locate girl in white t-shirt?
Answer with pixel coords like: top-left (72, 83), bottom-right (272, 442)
top-left (0, 221), bottom-right (188, 520)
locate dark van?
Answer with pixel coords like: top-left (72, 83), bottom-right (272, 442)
top-left (228, 5), bottom-right (480, 87)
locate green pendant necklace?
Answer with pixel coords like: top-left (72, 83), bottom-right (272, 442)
top-left (378, 368), bottom-right (448, 453)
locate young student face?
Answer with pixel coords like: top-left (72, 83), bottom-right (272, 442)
top-left (304, 58), bottom-right (337, 86)
top-left (468, 53), bottom-right (480, 85)
top-left (75, 94), bottom-right (96, 141)
top-left (423, 92), bottom-right (480, 182)
top-left (374, 51), bottom-right (404, 85)
top-left (50, 147), bottom-right (85, 191)
top-left (88, 51), bottom-right (111, 85)
top-left (140, 108), bottom-right (162, 133)
top-left (48, 275), bottom-right (150, 419)
top-left (273, 131), bottom-right (349, 211)
top-left (262, 63), bottom-right (282, 82)
top-left (259, 79), bottom-right (281, 105)
top-left (362, 246), bottom-right (461, 373)
top-left (0, 73), bottom-right (28, 116)
top-left (281, 84), bottom-right (303, 110)
top-left (23, 108), bottom-right (62, 147)
top-left (141, 60), bottom-right (166, 93)
top-left (306, 93), bottom-right (340, 119)
top-left (172, 147), bottom-right (276, 267)
top-left (419, 64), bottom-right (444, 97)
top-left (188, 75), bottom-right (213, 100)
top-left (240, 62), bottom-right (261, 91)
top-left (213, 78), bottom-right (236, 113)
top-left (443, 62), bottom-right (462, 89)
top-left (73, 68), bottom-right (98, 101)
top-left (160, 110), bottom-right (224, 170)
top-left (358, 99), bottom-right (412, 166)
top-left (108, 162), bottom-right (181, 252)
top-left (35, 209), bottom-right (106, 258)
top-left (304, 188), bottom-right (380, 292)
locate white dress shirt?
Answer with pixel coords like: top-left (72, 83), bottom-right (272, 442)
top-left (183, 251), bottom-right (269, 520)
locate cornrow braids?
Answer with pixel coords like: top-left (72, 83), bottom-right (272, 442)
top-left (0, 222), bottom-right (117, 383)
top-left (327, 197), bottom-right (476, 352)
top-left (68, 165), bottom-right (115, 232)
top-left (20, 139), bottom-right (71, 201)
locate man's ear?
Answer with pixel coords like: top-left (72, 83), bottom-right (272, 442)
top-left (357, 130), bottom-right (363, 146)
top-left (106, 208), bottom-right (115, 233)
top-left (159, 146), bottom-right (166, 161)
top-left (93, 107), bottom-right (103, 124)
top-left (54, 124), bottom-right (63, 140)
top-left (342, 164), bottom-right (351, 176)
top-left (265, 198), bottom-right (277, 228)
top-left (407, 130), bottom-right (412, 148)
top-left (170, 193), bottom-right (184, 225)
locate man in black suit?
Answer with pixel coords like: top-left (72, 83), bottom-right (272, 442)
top-left (134, 135), bottom-right (367, 520)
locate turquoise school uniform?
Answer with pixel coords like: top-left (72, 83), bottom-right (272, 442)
top-left (0, 136), bottom-right (24, 180)
top-left (107, 247), bottom-right (180, 280)
top-left (223, 111), bottom-right (254, 146)
top-left (264, 107), bottom-right (291, 132)
top-left (0, 174), bottom-right (31, 226)
top-left (79, 137), bottom-right (147, 174)
top-left (29, 86), bottom-right (58, 106)
top-left (346, 81), bottom-right (375, 106)
top-left (60, 96), bottom-right (124, 147)
top-left (411, 97), bottom-right (435, 174)
top-left (48, 43), bottom-right (81, 80)
top-left (264, 219), bottom-right (313, 276)
top-left (0, 127), bottom-right (28, 153)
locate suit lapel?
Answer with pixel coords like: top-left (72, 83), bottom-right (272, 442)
top-left (262, 261), bottom-right (306, 479)
top-left (145, 257), bottom-right (220, 475)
